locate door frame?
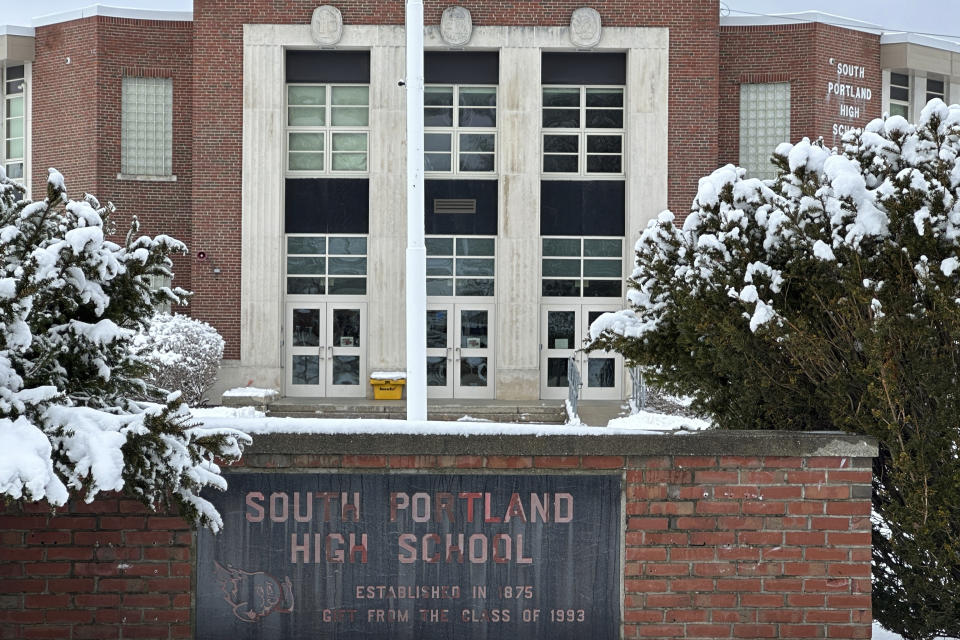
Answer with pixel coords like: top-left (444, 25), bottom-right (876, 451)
top-left (539, 303), bottom-right (623, 401)
top-left (427, 301), bottom-right (496, 399)
top-left (283, 299), bottom-right (367, 398)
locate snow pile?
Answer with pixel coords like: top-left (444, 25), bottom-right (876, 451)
top-left (369, 371), bottom-right (407, 381)
top-left (222, 386), bottom-right (279, 399)
top-left (0, 169), bottom-right (248, 530)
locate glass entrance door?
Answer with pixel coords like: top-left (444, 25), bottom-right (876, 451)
top-left (540, 304), bottom-right (622, 400)
top-left (426, 303), bottom-right (495, 399)
top-left (285, 302), bottom-right (366, 398)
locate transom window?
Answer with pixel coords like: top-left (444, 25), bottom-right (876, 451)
top-left (426, 236), bottom-right (495, 297)
top-left (2, 65), bottom-right (25, 182)
top-left (425, 85), bottom-right (496, 174)
top-left (889, 72), bottom-right (910, 119)
top-left (285, 235), bottom-right (367, 296)
top-left (541, 237), bottom-right (623, 298)
top-left (542, 86), bottom-right (624, 176)
top-left (286, 85), bottom-right (369, 174)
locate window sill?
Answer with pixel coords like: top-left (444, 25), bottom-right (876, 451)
top-left (116, 173), bottom-right (177, 182)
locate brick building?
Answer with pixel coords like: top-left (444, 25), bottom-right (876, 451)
top-left (1, 3), bottom-right (958, 402)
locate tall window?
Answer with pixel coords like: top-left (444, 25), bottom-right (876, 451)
top-left (121, 76), bottom-right (173, 176)
top-left (286, 85), bottom-right (369, 174)
top-left (739, 82), bottom-right (790, 180)
top-left (542, 86), bottom-right (624, 176)
top-left (285, 235), bottom-right (367, 296)
top-left (426, 236), bottom-right (495, 296)
top-left (541, 237), bottom-right (622, 298)
top-left (424, 86), bottom-right (496, 174)
top-left (3, 65), bottom-right (25, 182)
top-left (926, 77), bottom-right (945, 104)
top-left (889, 72), bottom-right (910, 119)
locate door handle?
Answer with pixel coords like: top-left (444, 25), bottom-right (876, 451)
top-left (446, 347), bottom-right (452, 363)
top-left (318, 345), bottom-right (325, 360)
top-left (327, 346), bottom-right (333, 359)
top-left (455, 347), bottom-right (461, 361)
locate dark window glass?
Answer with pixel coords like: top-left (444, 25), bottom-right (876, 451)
top-left (542, 279), bottom-right (580, 297)
top-left (587, 135), bottom-right (622, 153)
top-left (543, 109), bottom-right (580, 128)
top-left (292, 309), bottom-right (321, 346)
top-left (546, 357), bottom-right (569, 387)
top-left (544, 135), bottom-right (579, 153)
top-left (927, 78), bottom-right (945, 94)
top-left (890, 86), bottom-right (909, 101)
top-left (543, 156), bottom-right (578, 173)
top-left (427, 278), bottom-right (453, 296)
top-left (585, 109), bottom-right (623, 128)
top-left (425, 108), bottom-right (454, 126)
top-left (459, 154), bottom-right (495, 172)
top-left (890, 72), bottom-right (909, 86)
top-left (587, 155), bottom-right (622, 173)
top-left (328, 277), bottom-right (367, 295)
top-left (426, 310), bottom-right (448, 348)
top-left (587, 358), bottom-right (615, 387)
top-left (427, 356), bottom-right (447, 386)
top-left (459, 108), bottom-right (496, 127)
top-left (583, 279), bottom-right (621, 297)
top-left (456, 278), bottom-right (495, 296)
top-left (287, 277), bottom-right (325, 295)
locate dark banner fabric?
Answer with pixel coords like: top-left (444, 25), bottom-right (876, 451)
top-left (540, 180), bottom-right (625, 236)
top-left (286, 50), bottom-right (371, 83)
top-left (285, 179), bottom-right (369, 234)
top-left (197, 472), bottom-right (621, 640)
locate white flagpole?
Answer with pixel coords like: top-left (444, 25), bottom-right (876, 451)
top-left (405, 0), bottom-right (427, 421)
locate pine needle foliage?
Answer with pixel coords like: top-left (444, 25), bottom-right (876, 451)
top-left (590, 101), bottom-right (960, 639)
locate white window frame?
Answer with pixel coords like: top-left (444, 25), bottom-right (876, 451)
top-left (423, 84), bottom-right (497, 177)
top-left (120, 76), bottom-right (174, 179)
top-left (285, 84), bottom-right (370, 177)
top-left (926, 76), bottom-right (946, 104)
top-left (540, 236), bottom-right (624, 300)
top-left (541, 85), bottom-right (625, 178)
top-left (738, 82), bottom-right (790, 181)
top-left (889, 72), bottom-right (910, 119)
top-left (284, 233), bottom-right (369, 298)
top-left (425, 235), bottom-right (496, 298)
top-left (2, 64), bottom-right (27, 185)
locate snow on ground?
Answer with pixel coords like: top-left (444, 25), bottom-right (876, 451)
top-left (221, 386), bottom-right (279, 398)
top-left (873, 622), bottom-right (958, 639)
top-left (196, 413), bottom-right (712, 436)
top-left (191, 406), bottom-right (266, 419)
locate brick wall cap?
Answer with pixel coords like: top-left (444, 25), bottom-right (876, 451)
top-left (243, 430), bottom-right (877, 458)
top-left (32, 6), bottom-right (192, 29)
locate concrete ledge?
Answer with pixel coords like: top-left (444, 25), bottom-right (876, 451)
top-left (246, 430), bottom-right (877, 458)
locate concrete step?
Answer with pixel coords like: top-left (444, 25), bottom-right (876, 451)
top-left (265, 403), bottom-right (566, 424)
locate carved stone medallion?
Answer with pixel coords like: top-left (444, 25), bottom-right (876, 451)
top-left (440, 6), bottom-right (473, 46)
top-left (311, 5), bottom-right (343, 46)
top-left (569, 7), bottom-right (602, 48)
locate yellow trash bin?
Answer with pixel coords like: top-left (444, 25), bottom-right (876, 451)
top-left (370, 374), bottom-right (406, 400)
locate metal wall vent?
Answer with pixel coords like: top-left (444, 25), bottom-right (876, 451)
top-left (434, 198), bottom-right (477, 214)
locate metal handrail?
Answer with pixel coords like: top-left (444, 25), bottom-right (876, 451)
top-left (566, 355), bottom-right (582, 423)
top-left (629, 366), bottom-right (647, 414)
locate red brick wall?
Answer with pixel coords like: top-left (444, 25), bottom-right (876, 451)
top-left (1, 449), bottom-right (872, 639)
top-left (190, 0), bottom-right (720, 357)
top-left (719, 22), bottom-right (881, 169)
top-left (0, 497), bottom-right (192, 640)
top-left (31, 16), bottom-right (194, 306)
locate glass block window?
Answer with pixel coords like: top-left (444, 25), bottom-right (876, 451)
top-left (541, 237), bottom-right (623, 298)
top-left (287, 85), bottom-right (369, 174)
top-left (739, 82), bottom-right (790, 180)
top-left (926, 77), bottom-right (945, 104)
top-left (3, 65), bottom-right (26, 182)
top-left (121, 76), bottom-right (173, 176)
top-left (542, 86), bottom-right (624, 176)
top-left (426, 236), bottom-right (495, 297)
top-left (285, 235), bottom-right (367, 296)
top-left (889, 72), bottom-right (910, 119)
top-left (424, 85), bottom-right (496, 174)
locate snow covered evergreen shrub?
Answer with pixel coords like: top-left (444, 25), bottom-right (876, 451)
top-left (0, 168), bottom-right (249, 531)
top-left (590, 100), bottom-right (960, 640)
top-left (134, 313), bottom-right (224, 407)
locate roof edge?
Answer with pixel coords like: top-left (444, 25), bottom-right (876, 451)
top-left (0, 25), bottom-right (35, 36)
top-left (32, 4), bottom-right (192, 28)
top-left (881, 31), bottom-right (960, 54)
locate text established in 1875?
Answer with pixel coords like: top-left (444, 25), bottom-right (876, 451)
top-left (197, 472), bottom-right (621, 639)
